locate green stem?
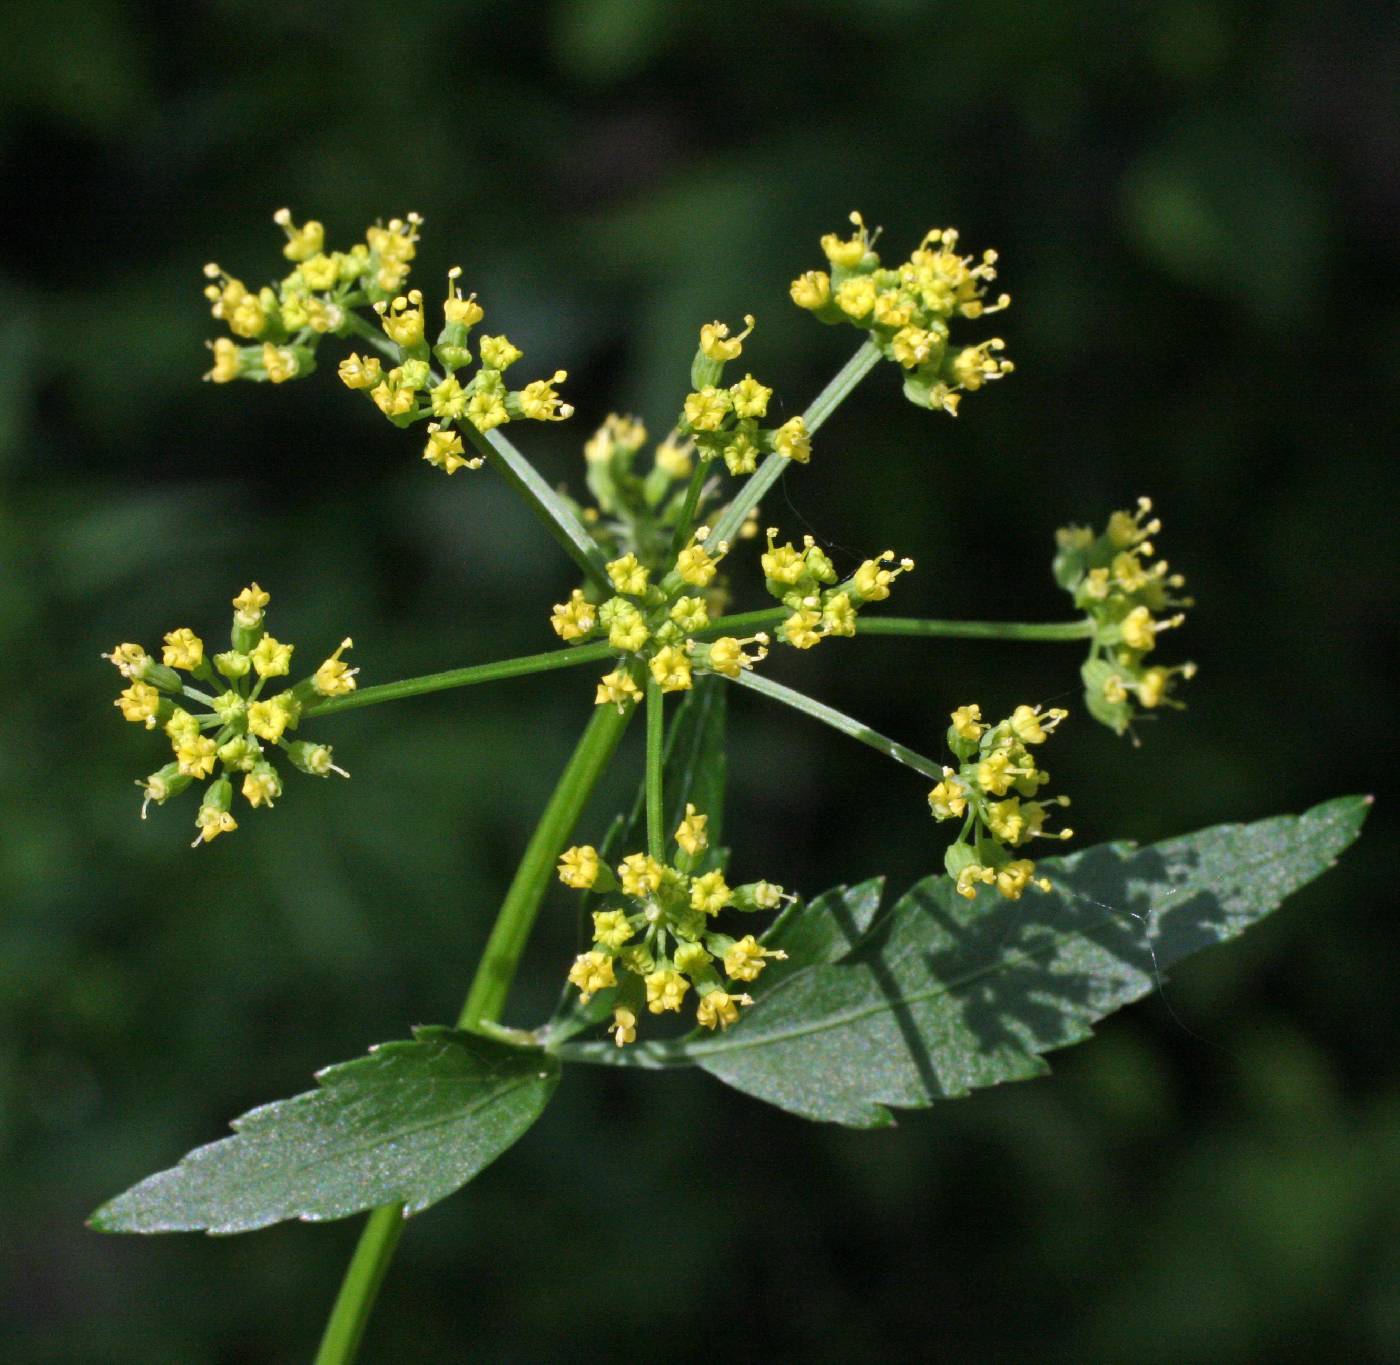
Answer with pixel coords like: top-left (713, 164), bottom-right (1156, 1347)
top-left (457, 699), bottom-right (634, 1027)
top-left (698, 608), bottom-right (786, 638)
top-left (645, 678), bottom-right (665, 859)
top-left (316, 700), bottom-right (633, 1362)
top-left (462, 424), bottom-right (612, 592)
top-left (733, 669), bottom-right (943, 781)
top-left (313, 1206), bottom-right (404, 1365)
top-left (303, 643), bottom-right (614, 719)
top-left (669, 460), bottom-right (709, 555)
top-left (856, 616), bottom-right (1094, 642)
top-left (709, 338), bottom-right (881, 548)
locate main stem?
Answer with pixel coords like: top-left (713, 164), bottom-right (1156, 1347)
top-left (314, 700), bottom-right (633, 1365)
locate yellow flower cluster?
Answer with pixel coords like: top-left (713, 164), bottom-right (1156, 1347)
top-left (760, 528), bottom-right (913, 649)
top-left (105, 585), bottom-right (355, 846)
top-left (679, 316), bottom-right (812, 474)
top-left (202, 211), bottom-right (573, 472)
top-left (791, 211), bottom-right (1013, 415)
top-left (558, 805), bottom-right (789, 1043)
top-left (547, 530), bottom-right (769, 707)
top-left (1053, 497), bottom-right (1196, 735)
top-left (927, 703), bottom-right (1074, 900)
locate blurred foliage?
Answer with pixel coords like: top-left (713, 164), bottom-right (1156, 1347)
top-left (1, 0), bottom-right (1395, 1360)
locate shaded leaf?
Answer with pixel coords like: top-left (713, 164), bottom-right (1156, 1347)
top-left (683, 797), bottom-right (1368, 1126)
top-left (91, 1028), bottom-right (558, 1234)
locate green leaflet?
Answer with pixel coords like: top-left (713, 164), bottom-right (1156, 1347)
top-left (90, 1029), bottom-right (558, 1235)
top-left (564, 798), bottom-right (1368, 1124)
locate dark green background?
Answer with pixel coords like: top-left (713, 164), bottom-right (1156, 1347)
top-left (2, 2), bottom-right (1394, 1360)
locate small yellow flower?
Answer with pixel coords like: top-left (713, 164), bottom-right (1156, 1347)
top-left (619, 852), bottom-right (665, 898)
top-left (676, 538), bottom-right (724, 588)
top-left (250, 634), bottom-right (293, 678)
top-left (722, 429), bottom-right (760, 475)
top-left (567, 951), bottom-right (616, 1003)
top-left (164, 708), bottom-right (200, 745)
top-left (478, 334), bottom-right (523, 371)
top-left (821, 593), bottom-right (857, 637)
top-left (649, 645), bottom-right (693, 693)
top-left (442, 267), bottom-right (484, 327)
top-left (175, 736), bottom-right (217, 779)
top-left (247, 696), bottom-right (294, 744)
top-left (338, 353), bottom-right (383, 391)
top-left (782, 606), bottom-right (824, 650)
top-left (852, 551), bottom-right (914, 602)
top-left (645, 968), bottom-right (689, 1014)
top-left (607, 1006), bottom-right (637, 1047)
top-left (558, 844), bottom-right (600, 889)
top-left (994, 859), bottom-right (1050, 900)
top-left (789, 270), bottom-right (831, 310)
top-left (232, 583), bottom-right (270, 627)
top-left (193, 803), bottom-right (238, 847)
top-left (162, 628), bottom-right (205, 671)
top-left (103, 643), bottom-right (150, 679)
top-left (116, 681), bottom-right (162, 727)
top-left (606, 554), bottom-right (650, 596)
top-left (550, 589), bottom-right (598, 642)
top-left (683, 386), bottom-right (733, 432)
top-left (951, 339), bottom-right (1014, 391)
top-left (1009, 704), bottom-right (1067, 745)
top-left (873, 291), bottom-right (913, 328)
top-left (378, 290), bottom-right (425, 348)
top-left (430, 376), bottom-right (468, 419)
top-left (242, 764), bottom-right (283, 809)
top-left (820, 211), bottom-right (871, 270)
top-left (891, 326), bottom-right (937, 369)
top-left (518, 371), bottom-right (573, 422)
top-left (696, 989), bottom-right (752, 1031)
top-left (928, 775), bottom-right (968, 820)
top-left (722, 935), bottom-right (788, 983)
top-left (313, 638), bottom-right (358, 696)
top-left (690, 870), bottom-right (732, 916)
top-left (675, 804), bottom-right (708, 857)
top-left (760, 530), bottom-right (807, 585)
top-left (669, 595), bottom-right (710, 633)
top-left (422, 425), bottom-right (481, 475)
top-left (205, 338), bottom-right (242, 383)
top-left (261, 343), bottom-right (299, 384)
top-left (607, 604), bottom-right (650, 653)
top-left (955, 863), bottom-right (996, 900)
top-left (273, 208), bottom-right (324, 262)
top-left (592, 909), bottom-right (634, 949)
top-left (466, 390), bottom-right (508, 431)
top-left (595, 668), bottom-right (642, 711)
top-left (1120, 605), bottom-right (1183, 653)
top-left (699, 314), bottom-right (755, 362)
top-left (729, 374), bottom-right (772, 420)
top-left (772, 416), bottom-right (811, 463)
top-left (986, 797), bottom-right (1026, 844)
top-left (835, 275), bottom-right (877, 320)
top-left (702, 634), bottom-right (768, 679)
top-left (1107, 497), bottom-right (1161, 549)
